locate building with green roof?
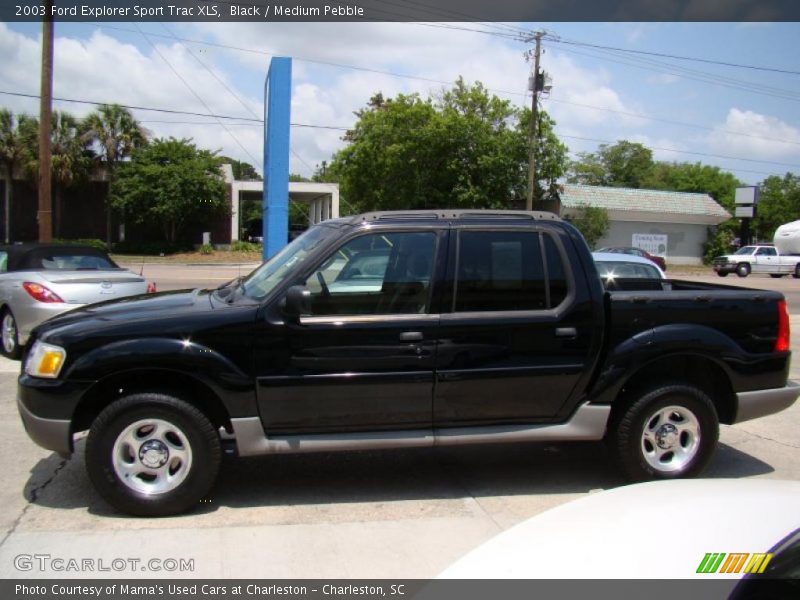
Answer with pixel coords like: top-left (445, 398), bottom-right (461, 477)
top-left (559, 184), bottom-right (731, 265)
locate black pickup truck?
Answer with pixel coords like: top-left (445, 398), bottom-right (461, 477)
top-left (17, 211), bottom-right (800, 516)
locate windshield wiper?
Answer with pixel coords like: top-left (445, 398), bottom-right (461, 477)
top-left (214, 276), bottom-right (244, 300)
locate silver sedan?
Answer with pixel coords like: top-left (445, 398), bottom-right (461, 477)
top-left (0, 244), bottom-right (150, 359)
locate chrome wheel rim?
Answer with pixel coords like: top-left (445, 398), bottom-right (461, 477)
top-left (2, 314), bottom-right (17, 354)
top-left (641, 405), bottom-right (701, 473)
top-left (112, 418), bottom-right (193, 495)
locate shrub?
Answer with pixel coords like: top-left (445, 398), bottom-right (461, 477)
top-left (112, 241), bottom-right (191, 255)
top-left (53, 238), bottom-right (108, 252)
top-left (199, 243), bottom-right (215, 255)
top-left (230, 240), bottom-right (262, 253)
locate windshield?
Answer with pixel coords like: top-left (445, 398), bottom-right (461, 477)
top-left (240, 226), bottom-right (330, 300)
top-left (734, 246), bottom-right (756, 255)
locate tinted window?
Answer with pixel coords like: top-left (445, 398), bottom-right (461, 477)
top-left (305, 231), bottom-right (436, 316)
top-left (544, 234), bottom-right (568, 306)
top-left (0, 252), bottom-right (7, 273)
top-left (39, 253), bottom-right (116, 270)
top-left (455, 231), bottom-right (547, 312)
top-left (756, 247), bottom-right (777, 256)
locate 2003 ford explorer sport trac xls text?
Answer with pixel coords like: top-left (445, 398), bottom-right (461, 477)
top-left (16, 211), bottom-right (800, 516)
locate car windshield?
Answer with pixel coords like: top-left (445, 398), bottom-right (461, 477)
top-left (595, 261), bottom-right (662, 279)
top-left (734, 246), bottom-right (756, 255)
top-left (240, 226), bottom-right (330, 301)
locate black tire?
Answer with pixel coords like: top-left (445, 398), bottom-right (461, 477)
top-left (717, 272), bottom-right (729, 277)
top-left (736, 263), bottom-right (751, 278)
top-left (794, 264), bottom-right (800, 279)
top-left (1, 308), bottom-right (21, 360)
top-left (608, 385), bottom-right (719, 482)
top-left (86, 393), bottom-right (221, 517)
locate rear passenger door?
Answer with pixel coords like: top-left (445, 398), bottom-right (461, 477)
top-left (434, 226), bottom-right (596, 426)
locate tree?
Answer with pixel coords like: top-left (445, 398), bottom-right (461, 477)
top-left (563, 205), bottom-right (609, 249)
top-left (0, 109), bottom-right (24, 243)
top-left (83, 104), bottom-right (148, 245)
top-left (328, 79), bottom-right (568, 212)
top-left (642, 162), bottom-right (741, 212)
top-left (753, 173), bottom-right (800, 241)
top-left (568, 141), bottom-right (654, 188)
top-left (222, 157), bottom-right (261, 181)
top-left (10, 111), bottom-right (93, 237)
top-left (111, 138), bottom-right (228, 243)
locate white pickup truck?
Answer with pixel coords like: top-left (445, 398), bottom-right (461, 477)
top-left (713, 245), bottom-right (800, 278)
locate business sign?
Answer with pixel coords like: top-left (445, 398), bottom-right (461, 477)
top-left (735, 186), bottom-right (760, 205)
top-left (735, 206), bottom-right (755, 218)
top-left (632, 233), bottom-right (668, 257)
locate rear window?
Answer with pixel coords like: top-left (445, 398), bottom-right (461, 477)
top-left (595, 261), bottom-right (662, 279)
top-left (454, 230), bottom-right (569, 312)
top-left (21, 248), bottom-right (118, 271)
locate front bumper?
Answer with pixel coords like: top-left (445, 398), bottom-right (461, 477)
top-left (734, 380), bottom-right (800, 423)
top-left (17, 375), bottom-right (94, 456)
top-left (713, 262), bottom-right (735, 274)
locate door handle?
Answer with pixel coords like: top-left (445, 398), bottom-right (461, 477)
top-left (555, 327), bottom-right (577, 338)
top-left (399, 331), bottom-right (424, 342)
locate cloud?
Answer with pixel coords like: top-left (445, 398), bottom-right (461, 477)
top-left (707, 108), bottom-right (800, 162)
top-left (647, 73), bottom-right (680, 85)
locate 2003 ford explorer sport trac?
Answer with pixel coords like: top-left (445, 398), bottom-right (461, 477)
top-left (17, 211), bottom-right (800, 516)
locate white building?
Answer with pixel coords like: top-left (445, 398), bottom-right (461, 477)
top-left (559, 184), bottom-right (731, 265)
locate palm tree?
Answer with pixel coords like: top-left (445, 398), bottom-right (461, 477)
top-left (50, 112), bottom-right (93, 237)
top-left (82, 104), bottom-right (148, 246)
top-left (0, 109), bottom-right (24, 243)
top-left (13, 112), bottom-right (93, 238)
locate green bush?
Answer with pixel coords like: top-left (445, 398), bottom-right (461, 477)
top-left (703, 222), bottom-right (737, 264)
top-left (53, 238), bottom-right (108, 252)
top-left (230, 240), bottom-right (262, 252)
top-left (199, 243), bottom-right (215, 255)
top-left (112, 241), bottom-right (191, 255)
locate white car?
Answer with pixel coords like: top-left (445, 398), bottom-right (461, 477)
top-left (713, 245), bottom-right (800, 279)
top-left (439, 479), bottom-right (800, 582)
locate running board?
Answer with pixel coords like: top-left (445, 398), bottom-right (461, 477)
top-left (231, 403), bottom-right (611, 457)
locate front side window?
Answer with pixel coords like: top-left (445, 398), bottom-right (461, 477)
top-left (756, 247), bottom-right (777, 256)
top-left (304, 231), bottom-right (437, 316)
top-left (454, 230), bottom-right (558, 312)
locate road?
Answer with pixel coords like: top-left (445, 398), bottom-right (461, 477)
top-left (0, 265), bottom-right (798, 578)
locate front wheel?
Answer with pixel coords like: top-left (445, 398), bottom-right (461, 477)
top-left (608, 385), bottom-right (719, 481)
top-left (86, 393), bottom-right (221, 517)
top-left (1, 309), bottom-right (21, 359)
top-left (736, 263), bottom-right (751, 278)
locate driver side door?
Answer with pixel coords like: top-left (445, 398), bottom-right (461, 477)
top-left (255, 229), bottom-right (445, 434)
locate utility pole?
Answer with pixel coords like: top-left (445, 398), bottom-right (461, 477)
top-left (38, 1), bottom-right (53, 242)
top-left (525, 31), bottom-right (543, 211)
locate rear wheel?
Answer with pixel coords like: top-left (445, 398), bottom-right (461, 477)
top-left (608, 385), bottom-right (719, 481)
top-left (86, 393), bottom-right (221, 517)
top-left (736, 263), bottom-right (751, 278)
top-left (1, 309), bottom-right (21, 360)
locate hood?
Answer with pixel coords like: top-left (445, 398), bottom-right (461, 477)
top-left (31, 288), bottom-right (244, 347)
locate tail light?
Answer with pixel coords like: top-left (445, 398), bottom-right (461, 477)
top-left (22, 282), bottom-right (64, 303)
top-left (776, 299), bottom-right (790, 352)
top-left (147, 282), bottom-right (157, 294)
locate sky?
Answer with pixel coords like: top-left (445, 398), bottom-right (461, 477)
top-left (1, 20), bottom-right (799, 186)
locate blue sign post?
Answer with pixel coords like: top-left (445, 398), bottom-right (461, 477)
top-left (263, 57), bottom-right (292, 260)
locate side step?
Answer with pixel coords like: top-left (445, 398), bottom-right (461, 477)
top-left (230, 402), bottom-right (611, 457)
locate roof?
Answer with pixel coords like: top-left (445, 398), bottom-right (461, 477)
top-left (351, 210), bottom-right (561, 224)
top-left (560, 184), bottom-right (731, 220)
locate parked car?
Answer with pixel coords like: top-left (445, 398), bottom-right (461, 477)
top-left (593, 252), bottom-right (667, 291)
top-left (0, 244), bottom-right (150, 359)
top-left (438, 479), bottom-right (800, 582)
top-left (596, 246), bottom-right (667, 271)
top-left (713, 244), bottom-right (800, 278)
top-left (17, 211), bottom-right (799, 516)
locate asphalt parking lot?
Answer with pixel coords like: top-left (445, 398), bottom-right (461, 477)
top-left (0, 266), bottom-right (798, 578)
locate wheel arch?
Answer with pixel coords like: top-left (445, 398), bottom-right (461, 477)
top-left (610, 353), bottom-right (736, 425)
top-left (72, 368), bottom-right (233, 436)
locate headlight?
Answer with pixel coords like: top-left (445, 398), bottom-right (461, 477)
top-left (25, 341), bottom-right (67, 379)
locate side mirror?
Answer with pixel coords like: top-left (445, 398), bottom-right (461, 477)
top-left (283, 285), bottom-right (311, 319)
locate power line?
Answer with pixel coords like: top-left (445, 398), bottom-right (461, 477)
top-left (547, 37), bottom-right (800, 76)
top-left (559, 133), bottom-right (800, 169)
top-left (133, 24), bottom-right (261, 164)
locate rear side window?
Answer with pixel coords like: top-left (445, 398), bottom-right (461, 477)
top-left (454, 230), bottom-right (568, 312)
